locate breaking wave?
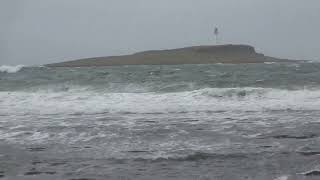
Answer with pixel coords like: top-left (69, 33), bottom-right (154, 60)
top-left (1, 87), bottom-right (320, 116)
top-left (0, 65), bottom-right (24, 73)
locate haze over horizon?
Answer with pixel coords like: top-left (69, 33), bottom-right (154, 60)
top-left (1, 0), bottom-right (320, 65)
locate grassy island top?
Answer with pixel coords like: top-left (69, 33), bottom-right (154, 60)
top-left (46, 44), bottom-right (298, 67)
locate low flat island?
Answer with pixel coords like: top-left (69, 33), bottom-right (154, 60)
top-left (46, 44), bottom-right (301, 67)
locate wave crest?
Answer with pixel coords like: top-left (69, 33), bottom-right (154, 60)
top-left (0, 65), bottom-right (24, 73)
top-left (1, 87), bottom-right (320, 115)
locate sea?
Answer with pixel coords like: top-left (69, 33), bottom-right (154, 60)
top-left (1, 62), bottom-right (320, 180)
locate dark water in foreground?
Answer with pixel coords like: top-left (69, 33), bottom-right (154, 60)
top-left (1, 62), bottom-right (320, 180)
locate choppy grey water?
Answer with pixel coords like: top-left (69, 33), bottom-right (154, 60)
top-left (1, 62), bottom-right (320, 180)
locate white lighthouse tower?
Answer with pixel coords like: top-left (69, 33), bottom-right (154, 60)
top-left (214, 27), bottom-right (219, 44)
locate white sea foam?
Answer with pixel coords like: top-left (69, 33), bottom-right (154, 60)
top-left (1, 87), bottom-right (320, 116)
top-left (264, 62), bottom-right (276, 65)
top-left (274, 175), bottom-right (289, 180)
top-left (0, 65), bottom-right (24, 73)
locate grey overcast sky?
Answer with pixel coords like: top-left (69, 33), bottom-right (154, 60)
top-left (1, 0), bottom-right (320, 65)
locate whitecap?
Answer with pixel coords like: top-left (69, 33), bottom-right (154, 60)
top-left (0, 65), bottom-right (24, 73)
top-left (1, 87), bottom-right (320, 116)
top-left (274, 175), bottom-right (289, 180)
top-left (264, 62), bottom-right (276, 65)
